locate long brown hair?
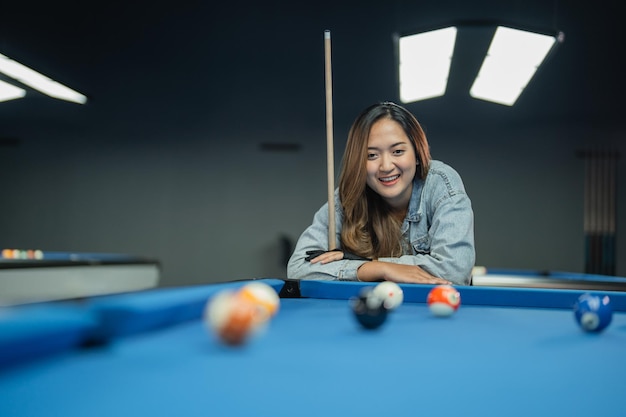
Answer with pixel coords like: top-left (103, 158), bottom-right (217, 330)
top-left (338, 102), bottom-right (431, 259)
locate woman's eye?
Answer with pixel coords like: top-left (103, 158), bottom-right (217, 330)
top-left (367, 153), bottom-right (377, 160)
top-left (393, 149), bottom-right (405, 155)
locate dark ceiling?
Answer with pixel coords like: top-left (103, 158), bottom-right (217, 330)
top-left (0, 0), bottom-right (623, 139)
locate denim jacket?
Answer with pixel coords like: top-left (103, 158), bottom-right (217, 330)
top-left (287, 160), bottom-right (475, 285)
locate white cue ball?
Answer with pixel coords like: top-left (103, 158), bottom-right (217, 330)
top-left (372, 281), bottom-right (404, 310)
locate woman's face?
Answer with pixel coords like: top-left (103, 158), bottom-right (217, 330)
top-left (365, 118), bottom-right (417, 211)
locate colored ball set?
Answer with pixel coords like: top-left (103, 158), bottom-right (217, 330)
top-left (1, 248), bottom-right (44, 260)
top-left (573, 292), bottom-right (613, 333)
top-left (351, 283), bottom-right (461, 329)
top-left (205, 283), bottom-right (615, 343)
top-left (203, 282), bottom-right (280, 345)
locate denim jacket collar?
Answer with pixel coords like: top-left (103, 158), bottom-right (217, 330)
top-left (406, 176), bottom-right (423, 223)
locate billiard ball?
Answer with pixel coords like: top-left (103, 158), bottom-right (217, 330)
top-left (372, 281), bottom-right (404, 310)
top-left (204, 290), bottom-right (258, 346)
top-left (427, 285), bottom-right (461, 317)
top-left (350, 287), bottom-right (388, 330)
top-left (237, 282), bottom-right (280, 324)
top-left (573, 293), bottom-right (612, 333)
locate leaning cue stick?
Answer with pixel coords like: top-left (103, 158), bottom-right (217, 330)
top-left (324, 30), bottom-right (336, 250)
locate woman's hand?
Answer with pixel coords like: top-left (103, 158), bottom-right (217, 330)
top-left (306, 250), bottom-right (346, 265)
top-left (357, 261), bottom-right (451, 285)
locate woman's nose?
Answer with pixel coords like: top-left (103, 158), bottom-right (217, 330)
top-left (379, 154), bottom-right (394, 172)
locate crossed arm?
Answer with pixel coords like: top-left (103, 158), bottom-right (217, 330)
top-left (307, 250), bottom-right (452, 285)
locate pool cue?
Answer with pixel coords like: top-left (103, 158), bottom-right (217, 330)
top-left (324, 30), bottom-right (336, 250)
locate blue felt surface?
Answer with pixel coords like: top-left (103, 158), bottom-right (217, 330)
top-left (482, 268), bottom-right (626, 283)
top-left (0, 305), bottom-right (98, 368)
top-left (548, 270), bottom-right (626, 282)
top-left (1, 298), bottom-right (625, 417)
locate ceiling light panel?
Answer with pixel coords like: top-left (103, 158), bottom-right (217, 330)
top-left (398, 27), bottom-right (457, 103)
top-left (470, 26), bottom-right (558, 106)
top-left (0, 79), bottom-right (26, 103)
top-left (0, 53), bottom-right (87, 104)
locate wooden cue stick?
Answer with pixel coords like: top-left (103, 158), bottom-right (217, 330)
top-left (324, 30), bottom-right (336, 250)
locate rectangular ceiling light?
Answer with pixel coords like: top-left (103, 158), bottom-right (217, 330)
top-left (0, 53), bottom-right (87, 104)
top-left (470, 26), bottom-right (558, 106)
top-left (0, 79), bottom-right (26, 102)
top-left (398, 27), bottom-right (457, 103)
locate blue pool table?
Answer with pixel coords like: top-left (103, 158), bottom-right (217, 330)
top-left (1, 276), bottom-right (626, 417)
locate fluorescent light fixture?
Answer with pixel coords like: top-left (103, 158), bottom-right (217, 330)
top-left (0, 79), bottom-right (26, 102)
top-left (398, 27), bottom-right (457, 103)
top-left (470, 26), bottom-right (558, 106)
top-left (0, 53), bottom-right (87, 104)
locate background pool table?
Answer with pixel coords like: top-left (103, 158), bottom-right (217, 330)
top-left (0, 251), bottom-right (160, 306)
top-left (1, 275), bottom-right (625, 417)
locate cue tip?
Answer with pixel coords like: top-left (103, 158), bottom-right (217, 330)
top-left (324, 30), bottom-right (330, 38)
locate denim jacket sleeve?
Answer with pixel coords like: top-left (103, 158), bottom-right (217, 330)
top-left (377, 161), bottom-right (475, 285)
top-left (287, 193), bottom-right (369, 281)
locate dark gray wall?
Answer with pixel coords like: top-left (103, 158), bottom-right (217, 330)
top-left (2, 120), bottom-right (624, 287)
top-left (1, 1), bottom-right (624, 287)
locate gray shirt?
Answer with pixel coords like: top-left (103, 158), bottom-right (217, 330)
top-left (287, 160), bottom-right (475, 285)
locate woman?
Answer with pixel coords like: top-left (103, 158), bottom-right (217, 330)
top-left (287, 102), bottom-right (475, 285)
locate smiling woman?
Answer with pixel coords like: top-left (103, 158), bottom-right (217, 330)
top-left (287, 102), bottom-right (475, 285)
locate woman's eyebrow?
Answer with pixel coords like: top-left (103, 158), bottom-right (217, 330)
top-left (367, 141), bottom-right (407, 150)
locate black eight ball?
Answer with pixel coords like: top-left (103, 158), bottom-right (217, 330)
top-left (351, 287), bottom-right (389, 329)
